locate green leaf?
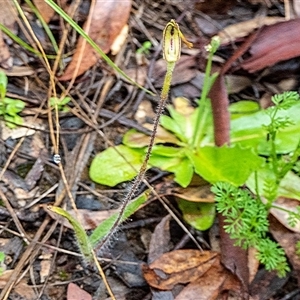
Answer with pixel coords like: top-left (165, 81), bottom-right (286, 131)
top-left (247, 168), bottom-right (300, 201)
top-left (5, 99), bottom-right (25, 115)
top-left (231, 102), bottom-right (300, 154)
top-left (123, 128), bottom-right (180, 148)
top-left (0, 71), bottom-right (7, 99)
top-left (151, 145), bottom-right (184, 157)
top-left (89, 192), bottom-right (147, 247)
top-left (187, 145), bottom-right (264, 186)
top-left (0, 252), bottom-right (5, 263)
top-left (4, 114), bottom-right (23, 128)
top-left (149, 152), bottom-right (194, 187)
top-left (168, 157), bottom-right (194, 187)
top-left (160, 106), bottom-right (204, 143)
top-left (177, 199), bottom-right (215, 231)
top-left (47, 206), bottom-right (93, 261)
top-left (229, 100), bottom-right (260, 120)
top-left (89, 145), bottom-right (145, 186)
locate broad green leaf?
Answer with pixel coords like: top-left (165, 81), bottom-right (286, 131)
top-left (187, 145), bottom-right (264, 186)
top-left (4, 114), bottom-right (23, 128)
top-left (89, 145), bottom-right (145, 186)
top-left (160, 106), bottom-right (211, 144)
top-left (229, 100), bottom-right (260, 120)
top-left (160, 114), bottom-right (187, 142)
top-left (170, 157), bottom-right (194, 187)
top-left (247, 168), bottom-right (300, 201)
top-left (149, 153), bottom-right (193, 187)
top-left (89, 192), bottom-right (147, 247)
top-left (231, 102), bottom-right (300, 154)
top-left (177, 199), bottom-right (215, 231)
top-left (123, 127), bottom-right (180, 148)
top-left (168, 105), bottom-right (195, 140)
top-left (6, 99), bottom-right (25, 115)
top-left (151, 145), bottom-right (184, 157)
top-left (47, 206), bottom-right (93, 261)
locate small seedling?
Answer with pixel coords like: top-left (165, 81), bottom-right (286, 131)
top-left (50, 96), bottom-right (71, 112)
top-left (0, 252), bottom-right (6, 276)
top-left (48, 193), bottom-right (147, 262)
top-left (136, 41), bottom-right (152, 55)
top-left (0, 71), bottom-right (25, 128)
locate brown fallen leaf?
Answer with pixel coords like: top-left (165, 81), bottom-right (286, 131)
top-left (173, 185), bottom-right (215, 203)
top-left (241, 19), bottom-right (300, 73)
top-left (59, 0), bottom-right (132, 81)
top-left (124, 124), bottom-right (180, 148)
top-left (269, 214), bottom-right (300, 284)
top-left (153, 55), bottom-right (197, 88)
top-left (195, 0), bottom-right (237, 14)
top-left (0, 270), bottom-right (36, 300)
top-left (175, 258), bottom-right (243, 300)
top-left (148, 215), bottom-right (172, 264)
top-left (143, 249), bottom-right (218, 290)
top-left (67, 283), bottom-right (92, 300)
top-left (33, 0), bottom-right (55, 23)
top-left (218, 16), bottom-right (285, 45)
top-left (0, 0), bottom-right (18, 69)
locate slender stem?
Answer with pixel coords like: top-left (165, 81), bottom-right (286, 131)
top-left (192, 49), bottom-right (217, 148)
top-left (96, 62), bottom-right (176, 250)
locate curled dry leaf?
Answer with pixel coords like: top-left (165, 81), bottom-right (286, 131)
top-left (148, 214), bottom-right (172, 264)
top-left (269, 215), bottom-right (300, 284)
top-left (241, 19), bottom-right (300, 73)
top-left (143, 249), bottom-right (218, 290)
top-left (218, 16), bottom-right (284, 45)
top-left (172, 185), bottom-right (215, 203)
top-left (59, 0), bottom-right (132, 81)
top-left (175, 258), bottom-right (243, 300)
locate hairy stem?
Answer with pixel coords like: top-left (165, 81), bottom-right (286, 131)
top-left (96, 62), bottom-right (176, 251)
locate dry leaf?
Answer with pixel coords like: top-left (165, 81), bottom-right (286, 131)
top-left (218, 16), bottom-right (284, 45)
top-left (269, 215), bottom-right (300, 284)
top-left (33, 0), bottom-right (55, 23)
top-left (143, 250), bottom-right (218, 290)
top-left (0, 0), bottom-right (17, 69)
top-left (0, 270), bottom-right (36, 300)
top-left (148, 215), bottom-right (172, 264)
top-left (153, 55), bottom-right (197, 87)
top-left (241, 19), bottom-right (300, 73)
top-left (173, 185), bottom-right (215, 203)
top-left (175, 259), bottom-right (242, 300)
top-left (111, 24), bottom-right (129, 55)
top-left (67, 283), bottom-right (92, 300)
top-left (59, 0), bottom-right (132, 80)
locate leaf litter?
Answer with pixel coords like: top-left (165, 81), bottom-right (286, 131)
top-left (0, 0), bottom-right (300, 299)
